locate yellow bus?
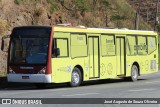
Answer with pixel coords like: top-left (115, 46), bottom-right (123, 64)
top-left (1, 26), bottom-right (158, 88)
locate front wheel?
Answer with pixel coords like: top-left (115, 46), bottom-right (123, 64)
top-left (69, 67), bottom-right (82, 87)
top-left (130, 65), bottom-right (139, 82)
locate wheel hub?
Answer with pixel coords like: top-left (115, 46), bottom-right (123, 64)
top-left (72, 72), bottom-right (80, 84)
top-left (132, 67), bottom-right (138, 79)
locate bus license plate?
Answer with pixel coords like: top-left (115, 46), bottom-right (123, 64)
top-left (22, 76), bottom-right (29, 79)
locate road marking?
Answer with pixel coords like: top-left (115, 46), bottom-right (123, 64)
top-left (128, 88), bottom-right (156, 92)
top-left (62, 93), bottom-right (100, 97)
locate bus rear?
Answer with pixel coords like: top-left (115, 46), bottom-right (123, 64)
top-left (7, 26), bottom-right (53, 83)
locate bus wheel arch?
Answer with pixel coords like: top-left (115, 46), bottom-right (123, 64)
top-left (69, 65), bottom-right (83, 87)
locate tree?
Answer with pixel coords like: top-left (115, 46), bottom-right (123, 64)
top-left (100, 0), bottom-right (111, 27)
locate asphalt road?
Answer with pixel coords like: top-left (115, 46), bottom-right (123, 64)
top-left (1, 72), bottom-right (160, 107)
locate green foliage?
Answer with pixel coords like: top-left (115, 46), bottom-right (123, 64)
top-left (47, 0), bottom-right (55, 14)
top-left (100, 0), bottom-right (110, 11)
top-left (50, 5), bottom-right (55, 14)
top-left (14, 0), bottom-right (23, 5)
top-left (75, 0), bottom-right (89, 13)
top-left (102, 0), bottom-right (109, 5)
top-left (102, 0), bottom-right (110, 7)
top-left (156, 23), bottom-right (160, 32)
top-left (111, 14), bottom-right (126, 21)
top-left (47, 0), bottom-right (53, 4)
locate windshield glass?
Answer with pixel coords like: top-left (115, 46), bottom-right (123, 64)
top-left (10, 37), bottom-right (50, 64)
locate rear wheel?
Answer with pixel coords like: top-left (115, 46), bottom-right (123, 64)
top-left (130, 65), bottom-right (139, 82)
top-left (69, 67), bottom-right (82, 87)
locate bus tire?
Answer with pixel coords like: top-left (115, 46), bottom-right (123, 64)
top-left (69, 67), bottom-right (82, 87)
top-left (130, 65), bottom-right (139, 82)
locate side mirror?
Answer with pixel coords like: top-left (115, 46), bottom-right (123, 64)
top-left (52, 48), bottom-right (60, 57)
top-left (1, 38), bottom-right (4, 51)
top-left (1, 35), bottom-right (10, 52)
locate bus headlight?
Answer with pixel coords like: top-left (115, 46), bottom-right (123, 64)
top-left (38, 67), bottom-right (46, 74)
top-left (9, 68), bottom-right (15, 74)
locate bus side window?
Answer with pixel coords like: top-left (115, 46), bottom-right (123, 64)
top-left (52, 38), bottom-right (68, 58)
top-left (148, 36), bottom-right (156, 54)
top-left (127, 36), bottom-right (137, 55)
top-left (71, 34), bottom-right (87, 58)
top-left (137, 36), bottom-right (147, 55)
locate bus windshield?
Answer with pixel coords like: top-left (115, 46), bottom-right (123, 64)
top-left (9, 36), bottom-right (50, 65)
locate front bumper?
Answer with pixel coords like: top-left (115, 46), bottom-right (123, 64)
top-left (7, 74), bottom-right (52, 83)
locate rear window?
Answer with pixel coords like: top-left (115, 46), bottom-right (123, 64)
top-left (148, 36), bottom-right (156, 54)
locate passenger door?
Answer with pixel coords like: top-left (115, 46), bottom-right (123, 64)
top-left (116, 37), bottom-right (126, 76)
top-left (88, 36), bottom-right (100, 78)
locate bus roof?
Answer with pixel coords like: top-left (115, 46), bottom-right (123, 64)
top-left (53, 26), bottom-right (157, 36)
top-left (14, 26), bottom-right (52, 29)
top-left (12, 26), bottom-right (158, 36)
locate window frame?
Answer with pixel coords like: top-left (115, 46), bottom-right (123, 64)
top-left (126, 35), bottom-right (137, 56)
top-left (53, 38), bottom-right (69, 58)
top-left (137, 36), bottom-right (148, 55)
top-left (127, 35), bottom-right (157, 56)
top-left (147, 36), bottom-right (157, 55)
top-left (70, 33), bottom-right (88, 58)
top-left (101, 34), bottom-right (116, 57)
